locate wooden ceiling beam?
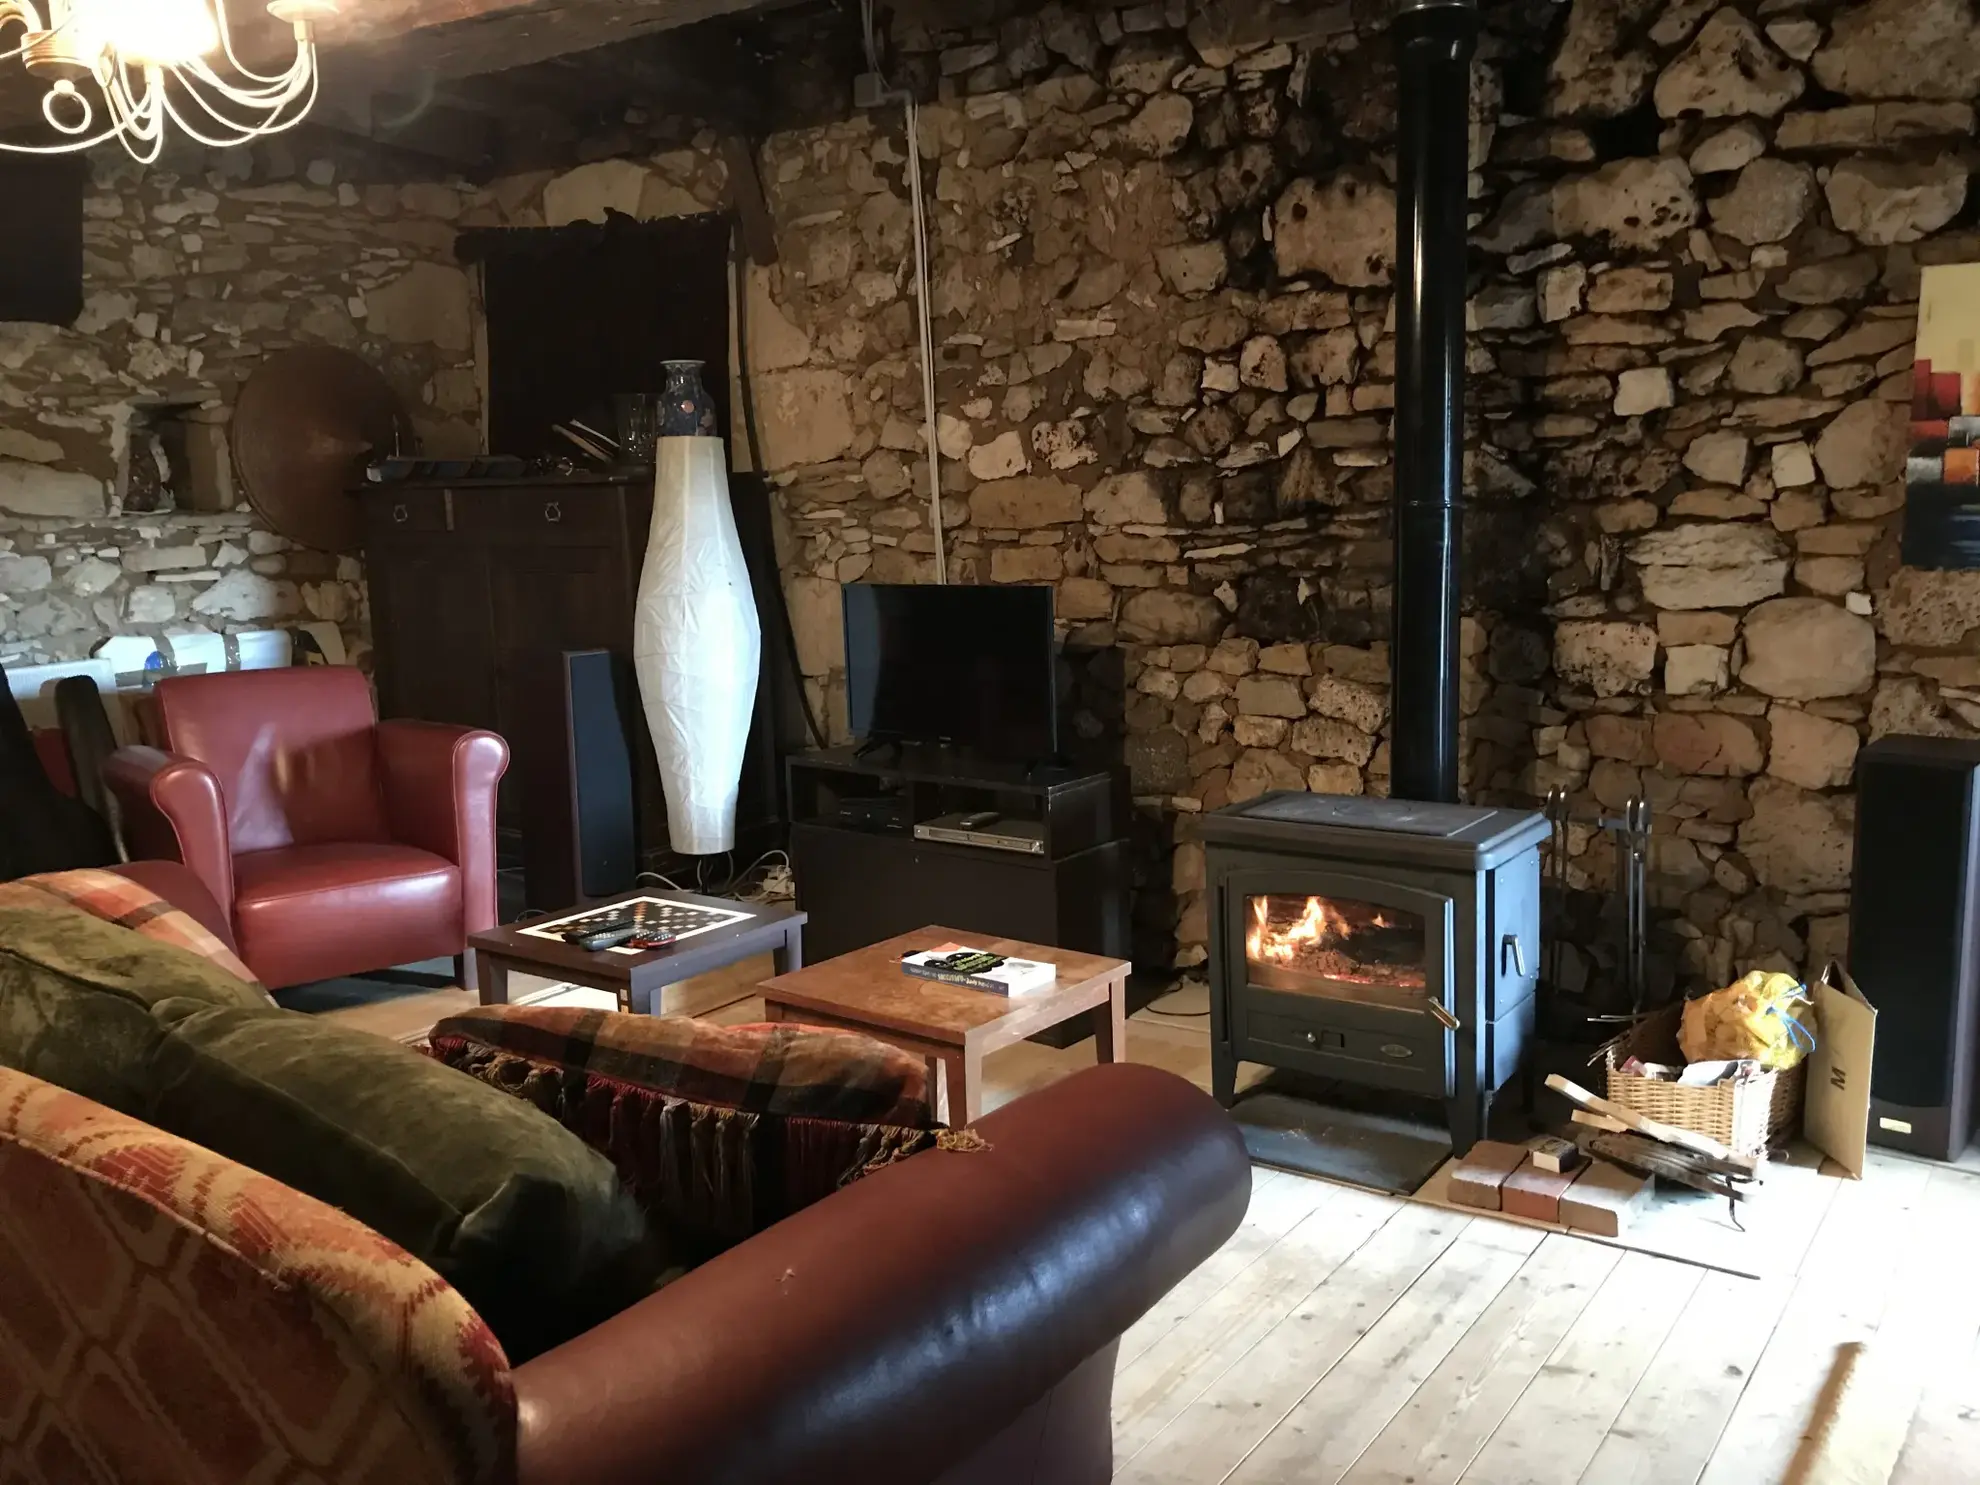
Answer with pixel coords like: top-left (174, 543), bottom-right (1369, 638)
top-left (320, 0), bottom-right (805, 87)
top-left (0, 0), bottom-right (799, 136)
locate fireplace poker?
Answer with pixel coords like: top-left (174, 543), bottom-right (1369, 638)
top-left (1597, 796), bottom-right (1651, 1016)
top-left (1544, 787), bottom-right (1571, 995)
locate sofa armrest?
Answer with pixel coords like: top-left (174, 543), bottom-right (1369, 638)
top-left (376, 721), bottom-right (509, 935)
top-left (103, 746), bottom-right (234, 914)
top-left (511, 1062), bottom-right (1250, 1485)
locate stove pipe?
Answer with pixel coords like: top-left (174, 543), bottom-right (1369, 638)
top-left (1389, 0), bottom-right (1478, 805)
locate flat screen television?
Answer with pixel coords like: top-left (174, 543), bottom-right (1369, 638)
top-left (843, 583), bottom-right (1058, 762)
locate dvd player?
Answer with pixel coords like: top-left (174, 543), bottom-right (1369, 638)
top-left (914, 814), bottom-right (1046, 855)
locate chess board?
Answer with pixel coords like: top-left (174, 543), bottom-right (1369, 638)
top-left (518, 896), bottom-right (754, 955)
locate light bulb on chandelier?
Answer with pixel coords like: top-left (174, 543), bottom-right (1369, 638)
top-left (0, 0), bottom-right (335, 161)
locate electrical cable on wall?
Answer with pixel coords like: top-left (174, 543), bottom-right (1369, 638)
top-left (859, 0), bottom-right (946, 583)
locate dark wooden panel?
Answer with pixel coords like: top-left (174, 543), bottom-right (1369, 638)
top-left (366, 540), bottom-right (497, 731)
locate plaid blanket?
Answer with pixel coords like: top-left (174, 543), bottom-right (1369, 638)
top-left (0, 870), bottom-right (259, 990)
top-left (428, 1006), bottom-right (936, 1257)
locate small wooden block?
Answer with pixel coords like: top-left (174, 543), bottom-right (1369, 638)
top-left (1559, 1161), bottom-right (1652, 1238)
top-left (1447, 1140), bottom-right (1529, 1212)
top-left (1528, 1135), bottom-right (1583, 1174)
top-left (1501, 1161), bottom-right (1581, 1224)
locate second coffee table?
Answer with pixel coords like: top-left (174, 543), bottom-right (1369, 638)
top-left (758, 926), bottom-right (1130, 1125)
top-left (472, 890), bottom-right (805, 1014)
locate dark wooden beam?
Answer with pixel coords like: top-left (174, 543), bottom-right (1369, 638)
top-left (0, 0), bottom-right (800, 135)
top-left (321, 0), bottom-right (806, 86)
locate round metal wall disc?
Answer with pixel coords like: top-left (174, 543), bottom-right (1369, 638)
top-left (231, 347), bottom-right (410, 554)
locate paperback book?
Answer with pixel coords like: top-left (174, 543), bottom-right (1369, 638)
top-left (901, 944), bottom-right (1057, 996)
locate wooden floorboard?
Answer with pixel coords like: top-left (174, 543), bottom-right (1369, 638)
top-left (1140, 1158), bottom-right (1980, 1485)
top-left (1221, 1222), bottom-right (1543, 1485)
top-left (1112, 1184), bottom-right (1403, 1464)
top-left (1336, 1237), bottom-right (1622, 1485)
top-left (1116, 1202), bottom-right (1471, 1485)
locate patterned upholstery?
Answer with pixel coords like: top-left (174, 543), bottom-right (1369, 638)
top-left (0, 869), bottom-right (259, 989)
top-left (0, 1067), bottom-right (514, 1485)
top-left (429, 1006), bottom-right (938, 1258)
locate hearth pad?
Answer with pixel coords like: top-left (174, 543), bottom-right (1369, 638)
top-left (1230, 1072), bottom-right (1454, 1196)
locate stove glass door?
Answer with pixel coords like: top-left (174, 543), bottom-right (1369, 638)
top-left (1245, 892), bottom-right (1428, 1011)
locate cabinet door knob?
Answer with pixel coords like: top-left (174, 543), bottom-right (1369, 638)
top-left (392, 503), bottom-right (409, 524)
top-left (544, 501), bottom-right (563, 524)
top-left (1304, 1031), bottom-right (1317, 1046)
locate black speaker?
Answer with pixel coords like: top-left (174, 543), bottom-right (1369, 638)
top-left (1848, 735), bottom-right (1980, 1161)
top-left (520, 649), bottom-right (639, 912)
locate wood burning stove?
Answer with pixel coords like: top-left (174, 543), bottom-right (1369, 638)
top-left (1202, 793), bottom-right (1547, 1155)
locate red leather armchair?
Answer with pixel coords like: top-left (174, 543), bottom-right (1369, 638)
top-left (103, 668), bottom-right (508, 990)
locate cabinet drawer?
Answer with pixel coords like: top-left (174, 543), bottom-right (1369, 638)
top-left (452, 488), bottom-right (631, 544)
top-left (364, 489), bottom-right (452, 539)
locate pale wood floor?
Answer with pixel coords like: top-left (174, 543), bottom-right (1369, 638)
top-left (323, 960), bottom-right (1980, 1482)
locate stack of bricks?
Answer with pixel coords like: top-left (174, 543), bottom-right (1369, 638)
top-left (1448, 1139), bottom-right (1651, 1240)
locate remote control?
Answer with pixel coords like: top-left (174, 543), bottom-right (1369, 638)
top-left (957, 811), bottom-right (1001, 829)
top-left (571, 924), bottom-right (640, 952)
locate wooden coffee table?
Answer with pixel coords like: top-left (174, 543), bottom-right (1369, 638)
top-left (758, 927), bottom-right (1130, 1126)
top-left (471, 891), bottom-right (805, 1015)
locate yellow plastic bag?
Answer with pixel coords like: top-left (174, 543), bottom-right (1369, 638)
top-left (1678, 970), bottom-right (1817, 1070)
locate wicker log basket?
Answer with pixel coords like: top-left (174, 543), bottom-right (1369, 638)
top-left (1599, 1001), bottom-right (1805, 1158)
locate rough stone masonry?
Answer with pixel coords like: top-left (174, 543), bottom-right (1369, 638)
top-left (0, 138), bottom-right (482, 669)
top-left (10, 0), bottom-right (1980, 997)
top-left (653, 0), bottom-right (1980, 988)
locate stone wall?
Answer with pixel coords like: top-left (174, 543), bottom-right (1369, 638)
top-left (0, 140), bottom-right (482, 667)
top-left (638, 0), bottom-right (1975, 991)
top-left (17, 0), bottom-right (1975, 1000)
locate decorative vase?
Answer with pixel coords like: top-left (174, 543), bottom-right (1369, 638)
top-left (632, 364), bottom-right (760, 856)
top-left (658, 358), bottom-right (721, 438)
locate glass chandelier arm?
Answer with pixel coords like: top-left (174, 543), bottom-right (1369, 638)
top-left (210, 2), bottom-right (311, 87)
top-left (182, 49), bottom-right (311, 106)
top-left (163, 52), bottom-right (317, 144)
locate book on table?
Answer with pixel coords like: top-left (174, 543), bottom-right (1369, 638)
top-left (901, 944), bottom-right (1058, 996)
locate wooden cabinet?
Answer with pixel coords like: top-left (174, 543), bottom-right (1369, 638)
top-left (360, 471), bottom-right (790, 884)
top-left (361, 473), bottom-right (649, 766)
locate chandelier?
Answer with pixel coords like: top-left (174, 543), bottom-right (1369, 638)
top-left (0, 1), bottom-right (334, 161)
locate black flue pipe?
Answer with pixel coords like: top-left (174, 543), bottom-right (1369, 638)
top-left (1390, 0), bottom-right (1478, 805)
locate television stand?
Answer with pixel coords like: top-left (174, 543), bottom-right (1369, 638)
top-left (786, 746), bottom-right (1132, 1044)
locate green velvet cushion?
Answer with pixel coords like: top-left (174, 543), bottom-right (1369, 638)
top-left (0, 904), bottom-right (273, 1114)
top-left (147, 999), bottom-right (667, 1362)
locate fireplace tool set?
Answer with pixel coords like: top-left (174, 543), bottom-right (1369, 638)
top-left (1543, 787), bottom-right (1655, 1029)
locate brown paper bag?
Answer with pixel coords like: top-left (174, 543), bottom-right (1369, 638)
top-left (1807, 963), bottom-right (1879, 1179)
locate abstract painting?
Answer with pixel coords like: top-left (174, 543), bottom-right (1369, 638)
top-left (1905, 262), bottom-right (1980, 570)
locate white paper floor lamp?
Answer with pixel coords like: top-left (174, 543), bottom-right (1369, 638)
top-left (632, 361), bottom-right (761, 856)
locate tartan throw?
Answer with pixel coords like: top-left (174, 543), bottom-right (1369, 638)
top-left (428, 1006), bottom-right (937, 1258)
top-left (0, 869), bottom-right (260, 990)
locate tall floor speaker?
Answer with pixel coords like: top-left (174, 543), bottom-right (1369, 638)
top-left (1848, 735), bottom-right (1980, 1161)
top-left (519, 648), bottom-right (639, 911)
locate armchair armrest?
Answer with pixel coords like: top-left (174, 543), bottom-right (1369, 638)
top-left (375, 721), bottom-right (509, 935)
top-left (103, 746), bottom-right (234, 914)
top-left (511, 1063), bottom-right (1250, 1485)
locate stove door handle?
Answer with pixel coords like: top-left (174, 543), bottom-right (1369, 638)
top-left (1428, 1001), bottom-right (1460, 1032)
top-left (1501, 933), bottom-right (1529, 979)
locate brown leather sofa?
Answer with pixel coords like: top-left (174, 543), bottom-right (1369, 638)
top-left (102, 667), bottom-right (507, 989)
top-left (0, 1056), bottom-right (1249, 1484)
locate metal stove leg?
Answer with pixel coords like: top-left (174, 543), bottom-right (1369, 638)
top-left (1211, 1043), bottom-right (1238, 1108)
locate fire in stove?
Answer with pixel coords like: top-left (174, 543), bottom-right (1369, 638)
top-left (1246, 894), bottom-right (1427, 993)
